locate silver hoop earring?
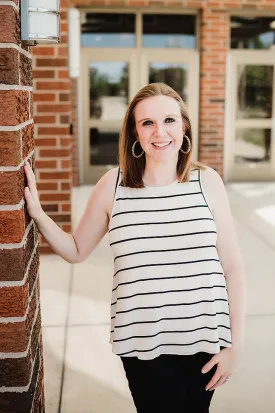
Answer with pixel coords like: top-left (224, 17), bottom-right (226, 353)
top-left (180, 134), bottom-right (191, 154)
top-left (132, 139), bottom-right (144, 158)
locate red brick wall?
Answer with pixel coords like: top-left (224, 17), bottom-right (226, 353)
top-left (199, 5), bottom-right (229, 172)
top-left (0, 1), bottom-right (45, 411)
top-left (32, 33), bottom-right (72, 253)
top-left (34, 0), bottom-right (275, 254)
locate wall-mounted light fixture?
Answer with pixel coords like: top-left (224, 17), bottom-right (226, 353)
top-left (68, 8), bottom-right (80, 78)
top-left (20, 0), bottom-right (61, 45)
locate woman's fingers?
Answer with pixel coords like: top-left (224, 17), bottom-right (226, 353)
top-left (208, 374), bottom-right (229, 391)
top-left (24, 161), bottom-right (39, 202)
top-left (205, 368), bottom-right (220, 391)
top-left (24, 161), bottom-right (44, 219)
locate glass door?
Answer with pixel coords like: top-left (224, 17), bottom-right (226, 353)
top-left (82, 49), bottom-right (138, 184)
top-left (226, 51), bottom-right (275, 181)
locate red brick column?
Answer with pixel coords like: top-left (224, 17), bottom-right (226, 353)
top-left (32, 10), bottom-right (72, 253)
top-left (198, 3), bottom-right (229, 178)
top-left (0, 1), bottom-right (45, 412)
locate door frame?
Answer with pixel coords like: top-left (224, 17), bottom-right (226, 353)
top-left (225, 50), bottom-right (275, 182)
top-left (81, 48), bottom-right (140, 184)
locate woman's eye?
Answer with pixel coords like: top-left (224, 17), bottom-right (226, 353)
top-left (142, 118), bottom-right (175, 126)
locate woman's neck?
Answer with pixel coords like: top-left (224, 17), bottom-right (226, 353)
top-left (142, 159), bottom-right (178, 187)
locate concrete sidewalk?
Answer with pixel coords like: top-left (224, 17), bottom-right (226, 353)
top-left (40, 181), bottom-right (275, 413)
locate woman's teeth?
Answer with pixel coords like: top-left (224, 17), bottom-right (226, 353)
top-left (152, 141), bottom-right (171, 147)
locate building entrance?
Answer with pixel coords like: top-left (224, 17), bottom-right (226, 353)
top-left (81, 11), bottom-right (199, 184)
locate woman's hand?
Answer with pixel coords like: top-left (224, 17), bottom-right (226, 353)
top-left (201, 347), bottom-right (241, 391)
top-left (24, 161), bottom-right (44, 220)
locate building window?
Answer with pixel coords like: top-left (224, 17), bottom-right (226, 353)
top-left (142, 14), bottom-right (196, 49)
top-left (89, 62), bottom-right (129, 120)
top-left (81, 13), bottom-right (136, 48)
top-left (231, 16), bottom-right (275, 49)
top-left (234, 128), bottom-right (271, 164)
top-left (237, 65), bottom-right (273, 119)
top-left (149, 63), bottom-right (188, 102)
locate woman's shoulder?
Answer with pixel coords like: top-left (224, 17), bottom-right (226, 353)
top-left (200, 165), bottom-right (223, 185)
top-left (97, 167), bottom-right (120, 218)
top-left (97, 166), bottom-right (120, 199)
top-left (98, 166), bottom-right (120, 188)
top-left (200, 166), bottom-right (227, 214)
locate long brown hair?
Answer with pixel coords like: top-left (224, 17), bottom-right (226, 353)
top-left (119, 82), bottom-right (206, 187)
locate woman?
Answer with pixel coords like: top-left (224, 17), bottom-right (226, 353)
top-left (24, 82), bottom-right (246, 413)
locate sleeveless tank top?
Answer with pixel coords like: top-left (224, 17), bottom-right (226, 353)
top-left (108, 167), bottom-right (232, 360)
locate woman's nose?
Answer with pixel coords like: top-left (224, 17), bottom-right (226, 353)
top-left (155, 123), bottom-right (166, 138)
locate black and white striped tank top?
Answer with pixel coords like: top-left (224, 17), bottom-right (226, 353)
top-left (108, 167), bottom-right (232, 360)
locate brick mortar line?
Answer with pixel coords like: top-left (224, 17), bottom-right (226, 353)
top-left (0, 302), bottom-right (40, 360)
top-left (0, 1), bottom-right (19, 12)
top-left (0, 119), bottom-right (33, 133)
top-left (0, 239), bottom-right (39, 287)
top-left (0, 85), bottom-right (33, 91)
top-left (0, 218), bottom-right (33, 250)
top-left (0, 251), bottom-right (39, 325)
top-left (0, 43), bottom-right (32, 59)
top-left (0, 331), bottom-right (42, 393)
top-left (0, 198), bottom-right (25, 212)
top-left (30, 358), bottom-right (42, 413)
top-left (0, 147), bottom-right (34, 170)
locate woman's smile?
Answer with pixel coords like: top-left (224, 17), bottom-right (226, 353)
top-left (151, 141), bottom-right (172, 149)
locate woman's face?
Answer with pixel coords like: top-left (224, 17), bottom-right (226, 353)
top-left (134, 95), bottom-right (185, 164)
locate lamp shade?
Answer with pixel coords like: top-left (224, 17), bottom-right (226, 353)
top-left (21, 0), bottom-right (61, 44)
top-left (68, 8), bottom-right (80, 78)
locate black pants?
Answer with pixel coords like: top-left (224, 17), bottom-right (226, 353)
top-left (121, 351), bottom-right (220, 413)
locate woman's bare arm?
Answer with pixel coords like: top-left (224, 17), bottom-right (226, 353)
top-left (71, 167), bottom-right (118, 263)
top-left (201, 167), bottom-right (247, 349)
top-left (26, 163), bottom-right (118, 264)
